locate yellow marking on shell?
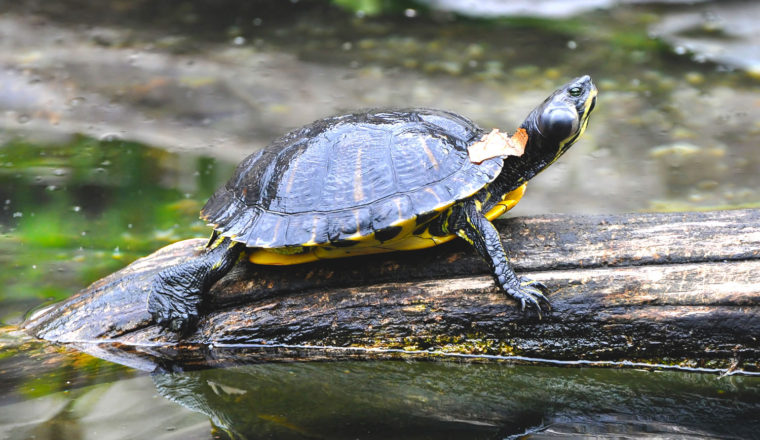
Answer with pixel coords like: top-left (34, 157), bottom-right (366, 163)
top-left (391, 197), bottom-right (405, 226)
top-left (420, 138), bottom-right (440, 171)
top-left (272, 218), bottom-right (283, 243)
top-left (285, 162), bottom-right (299, 193)
top-left (425, 187), bottom-right (442, 205)
top-left (377, 234), bottom-right (456, 251)
top-left (249, 248), bottom-right (318, 265)
top-left (353, 148), bottom-right (364, 202)
top-left (247, 184), bottom-right (527, 266)
top-left (485, 183), bottom-right (526, 221)
top-left (301, 216), bottom-right (321, 246)
top-left (246, 216), bottom-right (430, 265)
top-left (383, 216), bottom-right (420, 242)
top-left (343, 210), bottom-right (365, 240)
top-left (269, 246), bottom-right (306, 255)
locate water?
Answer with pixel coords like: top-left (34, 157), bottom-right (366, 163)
top-left (2, 333), bottom-right (759, 439)
top-left (1, 0), bottom-right (759, 438)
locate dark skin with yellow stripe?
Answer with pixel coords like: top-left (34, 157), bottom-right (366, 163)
top-left (149, 76), bottom-right (597, 333)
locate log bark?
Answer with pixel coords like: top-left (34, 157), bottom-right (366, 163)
top-left (23, 209), bottom-right (760, 371)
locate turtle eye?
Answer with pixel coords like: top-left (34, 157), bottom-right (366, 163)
top-left (569, 87), bottom-right (582, 97)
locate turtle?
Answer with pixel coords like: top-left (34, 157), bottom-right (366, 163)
top-left (148, 75), bottom-right (597, 333)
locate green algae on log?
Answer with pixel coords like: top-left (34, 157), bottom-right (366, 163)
top-left (23, 210), bottom-right (760, 372)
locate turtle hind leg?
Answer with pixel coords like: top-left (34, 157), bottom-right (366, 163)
top-left (448, 201), bottom-right (551, 316)
top-left (148, 236), bottom-right (245, 333)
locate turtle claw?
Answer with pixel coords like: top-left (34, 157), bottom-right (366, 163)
top-left (147, 267), bottom-right (203, 335)
top-left (506, 277), bottom-right (552, 319)
top-left (149, 290), bottom-right (200, 335)
top-left (170, 316), bottom-right (190, 333)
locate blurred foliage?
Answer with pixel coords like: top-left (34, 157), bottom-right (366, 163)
top-left (0, 136), bottom-right (232, 321)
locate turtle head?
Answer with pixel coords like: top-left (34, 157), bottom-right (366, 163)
top-left (516, 75), bottom-right (597, 179)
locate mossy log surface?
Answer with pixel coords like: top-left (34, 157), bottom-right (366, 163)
top-left (23, 209), bottom-right (760, 371)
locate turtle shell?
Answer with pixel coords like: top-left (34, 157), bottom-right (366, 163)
top-left (201, 109), bottom-right (504, 248)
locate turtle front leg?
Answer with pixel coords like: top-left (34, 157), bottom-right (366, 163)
top-left (148, 237), bottom-right (244, 333)
top-left (448, 201), bottom-right (551, 316)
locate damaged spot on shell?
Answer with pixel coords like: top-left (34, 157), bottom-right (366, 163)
top-left (468, 128), bottom-right (528, 164)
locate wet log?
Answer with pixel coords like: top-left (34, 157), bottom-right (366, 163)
top-left (23, 209), bottom-right (760, 371)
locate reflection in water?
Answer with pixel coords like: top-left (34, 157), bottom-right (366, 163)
top-left (153, 360), bottom-right (759, 439)
top-left (3, 334), bottom-right (758, 440)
